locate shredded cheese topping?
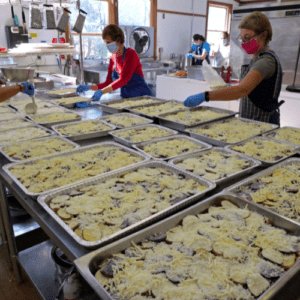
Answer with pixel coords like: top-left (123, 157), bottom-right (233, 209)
top-left (9, 145), bottom-right (144, 193)
top-left (103, 114), bottom-right (150, 128)
top-left (0, 112), bottom-right (19, 121)
top-left (0, 119), bottom-right (33, 131)
top-left (48, 88), bottom-right (76, 95)
top-left (49, 167), bottom-right (206, 242)
top-left (235, 163), bottom-right (300, 223)
top-left (132, 101), bottom-right (184, 116)
top-left (164, 109), bottom-right (228, 125)
top-left (2, 137), bottom-right (76, 161)
top-left (108, 98), bottom-right (161, 109)
top-left (0, 106), bottom-right (13, 113)
top-left (175, 150), bottom-right (253, 181)
top-left (140, 138), bottom-right (205, 159)
top-left (0, 127), bottom-right (50, 146)
top-left (266, 127), bottom-right (300, 146)
top-left (53, 97), bottom-right (87, 105)
top-left (230, 137), bottom-right (295, 162)
top-left (31, 112), bottom-right (81, 123)
top-left (95, 201), bottom-right (299, 300)
top-left (56, 120), bottom-right (111, 136)
top-left (113, 126), bottom-right (174, 143)
top-left (187, 118), bottom-right (273, 143)
top-left (12, 100), bottom-right (66, 115)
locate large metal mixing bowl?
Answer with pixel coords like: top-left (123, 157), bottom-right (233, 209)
top-left (1, 68), bottom-right (35, 82)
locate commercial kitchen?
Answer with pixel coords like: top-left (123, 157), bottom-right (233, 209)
top-left (1, 0), bottom-right (300, 299)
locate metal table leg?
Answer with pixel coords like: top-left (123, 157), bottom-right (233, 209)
top-left (0, 183), bottom-right (22, 283)
top-left (0, 203), bottom-right (12, 270)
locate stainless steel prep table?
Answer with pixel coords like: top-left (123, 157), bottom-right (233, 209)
top-left (0, 91), bottom-right (297, 300)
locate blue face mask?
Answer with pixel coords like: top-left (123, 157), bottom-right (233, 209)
top-left (106, 41), bottom-right (119, 54)
top-left (223, 39), bottom-right (228, 45)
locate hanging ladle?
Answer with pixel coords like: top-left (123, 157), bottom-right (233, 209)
top-left (25, 81), bottom-right (38, 114)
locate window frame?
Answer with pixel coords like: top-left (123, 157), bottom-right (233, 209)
top-left (69, 0), bottom-right (157, 58)
top-left (206, 1), bottom-right (233, 42)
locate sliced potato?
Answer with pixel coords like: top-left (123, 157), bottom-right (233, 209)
top-left (57, 208), bottom-right (72, 220)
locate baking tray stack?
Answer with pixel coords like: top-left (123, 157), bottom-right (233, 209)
top-left (0, 124), bottom-right (55, 147)
top-left (37, 161), bottom-right (215, 249)
top-left (0, 136), bottom-right (80, 163)
top-left (46, 89), bottom-right (77, 98)
top-left (52, 96), bottom-right (92, 109)
top-left (26, 109), bottom-right (82, 128)
top-left (74, 193), bottom-right (300, 300)
top-left (156, 106), bottom-right (237, 131)
top-left (186, 117), bottom-right (278, 146)
top-left (126, 100), bottom-right (184, 120)
top-left (225, 157), bottom-right (300, 219)
top-left (100, 113), bottom-right (153, 129)
top-left (169, 147), bottom-right (261, 187)
top-left (52, 119), bottom-right (116, 141)
top-left (132, 135), bottom-right (212, 161)
top-left (2, 142), bottom-right (149, 199)
top-left (225, 136), bottom-right (299, 167)
top-left (263, 126), bottom-right (300, 148)
top-left (109, 124), bottom-right (178, 147)
top-left (99, 96), bottom-right (166, 114)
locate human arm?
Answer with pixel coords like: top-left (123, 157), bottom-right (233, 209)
top-left (184, 69), bottom-right (264, 107)
top-left (194, 52), bottom-right (207, 61)
top-left (0, 82), bottom-right (35, 102)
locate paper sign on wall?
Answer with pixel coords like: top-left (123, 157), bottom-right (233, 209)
top-left (30, 33), bottom-right (38, 38)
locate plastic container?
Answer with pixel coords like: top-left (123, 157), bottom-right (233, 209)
top-left (202, 60), bottom-right (227, 90)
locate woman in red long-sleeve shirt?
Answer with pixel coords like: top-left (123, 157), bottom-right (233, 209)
top-left (76, 25), bottom-right (153, 100)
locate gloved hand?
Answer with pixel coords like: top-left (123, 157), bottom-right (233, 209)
top-left (184, 93), bottom-right (205, 107)
top-left (75, 101), bottom-right (92, 108)
top-left (91, 89), bottom-right (103, 101)
top-left (185, 53), bottom-right (194, 58)
top-left (76, 85), bottom-right (91, 95)
top-left (21, 82), bottom-right (34, 96)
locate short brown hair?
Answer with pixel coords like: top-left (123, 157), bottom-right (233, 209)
top-left (102, 25), bottom-right (125, 44)
top-left (238, 11), bottom-right (272, 45)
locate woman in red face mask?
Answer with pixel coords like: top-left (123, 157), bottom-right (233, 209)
top-left (184, 11), bottom-right (283, 125)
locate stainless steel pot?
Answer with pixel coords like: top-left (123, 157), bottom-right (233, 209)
top-left (1, 68), bottom-right (35, 82)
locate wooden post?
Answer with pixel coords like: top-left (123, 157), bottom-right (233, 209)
top-left (150, 0), bottom-right (157, 60)
top-left (109, 0), bottom-right (118, 25)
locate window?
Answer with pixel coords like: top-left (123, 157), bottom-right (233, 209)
top-left (118, 0), bottom-right (151, 26)
top-left (69, 0), bottom-right (109, 59)
top-left (206, 1), bottom-right (232, 54)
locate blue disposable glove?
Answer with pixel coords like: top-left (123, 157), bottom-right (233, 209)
top-left (91, 89), bottom-right (103, 101)
top-left (184, 93), bottom-right (205, 107)
top-left (76, 85), bottom-right (91, 95)
top-left (185, 53), bottom-right (194, 58)
top-left (75, 101), bottom-right (92, 108)
top-left (21, 82), bottom-right (34, 96)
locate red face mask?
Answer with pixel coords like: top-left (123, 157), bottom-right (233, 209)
top-left (241, 39), bottom-right (260, 54)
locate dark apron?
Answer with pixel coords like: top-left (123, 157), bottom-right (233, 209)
top-left (112, 47), bottom-right (153, 98)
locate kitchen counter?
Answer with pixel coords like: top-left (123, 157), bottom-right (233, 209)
top-left (156, 75), bottom-right (300, 127)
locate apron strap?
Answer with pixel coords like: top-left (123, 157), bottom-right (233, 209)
top-left (114, 46), bottom-right (126, 71)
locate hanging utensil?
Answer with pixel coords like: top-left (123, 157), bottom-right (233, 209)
top-left (72, 9), bottom-right (87, 33)
top-left (9, 0), bottom-right (19, 34)
top-left (20, 0), bottom-right (28, 35)
top-left (56, 8), bottom-right (71, 33)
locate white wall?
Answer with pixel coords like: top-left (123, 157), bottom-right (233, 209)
top-left (157, 0), bottom-right (238, 61)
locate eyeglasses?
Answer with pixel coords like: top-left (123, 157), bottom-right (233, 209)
top-left (236, 35), bottom-right (257, 44)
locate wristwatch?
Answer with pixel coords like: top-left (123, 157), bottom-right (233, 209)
top-left (204, 91), bottom-right (210, 102)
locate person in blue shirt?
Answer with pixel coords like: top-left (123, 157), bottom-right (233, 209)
top-left (186, 34), bottom-right (211, 65)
